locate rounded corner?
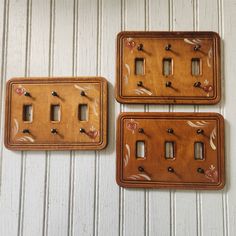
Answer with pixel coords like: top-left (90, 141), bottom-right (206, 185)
top-left (117, 31), bottom-right (126, 40)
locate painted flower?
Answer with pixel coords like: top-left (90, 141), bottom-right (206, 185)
top-left (205, 165), bottom-right (218, 182)
top-left (125, 38), bottom-right (136, 51)
top-left (126, 119), bottom-right (138, 133)
top-left (87, 130), bottom-right (98, 139)
top-left (15, 86), bottom-right (25, 95)
top-left (87, 126), bottom-right (99, 139)
top-left (203, 85), bottom-right (213, 93)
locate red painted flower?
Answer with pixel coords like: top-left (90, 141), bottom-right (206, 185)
top-left (15, 87), bottom-right (25, 95)
top-left (205, 165), bottom-right (218, 182)
top-left (126, 119), bottom-right (138, 133)
top-left (125, 38), bottom-right (136, 50)
top-left (203, 85), bottom-right (213, 93)
top-left (87, 130), bottom-right (99, 139)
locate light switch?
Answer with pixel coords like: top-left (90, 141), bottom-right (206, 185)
top-left (116, 112), bottom-right (225, 190)
top-left (5, 77), bottom-right (108, 150)
top-left (116, 31), bottom-right (221, 104)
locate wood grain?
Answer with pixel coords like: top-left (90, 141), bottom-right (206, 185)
top-left (116, 31), bottom-right (221, 105)
top-left (5, 77), bottom-right (108, 150)
top-left (116, 112), bottom-right (225, 190)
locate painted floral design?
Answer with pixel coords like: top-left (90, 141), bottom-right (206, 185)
top-left (207, 47), bottom-right (212, 67)
top-left (187, 120), bottom-right (217, 151)
top-left (203, 80), bottom-right (213, 97)
top-left (125, 38), bottom-right (136, 52)
top-left (87, 126), bottom-right (99, 139)
top-left (184, 38), bottom-right (202, 45)
top-left (205, 165), bottom-right (218, 182)
top-left (128, 173), bottom-right (151, 181)
top-left (124, 63), bottom-right (130, 84)
top-left (12, 118), bottom-right (35, 142)
top-left (15, 85), bottom-right (26, 95)
top-left (124, 144), bottom-right (130, 167)
top-left (126, 119), bottom-right (138, 133)
top-left (210, 127), bottom-right (217, 150)
top-left (134, 87), bottom-right (152, 96)
top-left (187, 120), bottom-right (209, 128)
top-left (74, 84), bottom-right (99, 117)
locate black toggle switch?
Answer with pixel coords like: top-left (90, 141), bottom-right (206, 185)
top-left (138, 166), bottom-right (145, 172)
top-left (24, 91), bottom-right (31, 97)
top-left (165, 44), bottom-right (171, 51)
top-left (79, 128), bottom-right (85, 133)
top-left (51, 128), bottom-right (57, 134)
top-left (194, 82), bottom-right (201, 87)
top-left (168, 167), bottom-right (174, 173)
top-left (167, 128), bottom-right (174, 134)
top-left (51, 91), bottom-right (58, 97)
top-left (137, 81), bottom-right (143, 87)
top-left (22, 129), bottom-right (30, 134)
top-left (197, 167), bottom-right (204, 174)
top-left (137, 44), bottom-right (144, 51)
top-left (197, 129), bottom-right (204, 135)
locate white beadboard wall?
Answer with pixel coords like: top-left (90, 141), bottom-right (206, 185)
top-left (0, 0), bottom-right (235, 235)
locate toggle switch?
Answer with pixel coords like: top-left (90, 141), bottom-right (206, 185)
top-left (5, 77), bottom-right (108, 150)
top-left (80, 91), bottom-right (86, 96)
top-left (165, 44), bottom-right (171, 51)
top-left (24, 91), bottom-right (31, 97)
top-left (51, 128), bottom-right (57, 134)
top-left (197, 167), bottom-right (204, 174)
top-left (79, 128), bottom-right (85, 133)
top-left (137, 81), bottom-right (143, 87)
top-left (167, 128), bottom-right (174, 134)
top-left (116, 31), bottom-right (221, 104)
top-left (137, 44), bottom-right (143, 51)
top-left (51, 91), bottom-right (58, 97)
top-left (22, 129), bottom-right (30, 134)
top-left (194, 44), bottom-right (201, 51)
top-left (194, 82), bottom-right (201, 87)
top-left (196, 129), bottom-right (204, 135)
top-left (167, 167), bottom-right (174, 173)
top-left (116, 112), bottom-right (225, 190)
top-left (138, 128), bottom-right (144, 133)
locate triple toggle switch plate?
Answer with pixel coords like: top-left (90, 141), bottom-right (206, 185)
top-left (116, 31), bottom-right (221, 104)
top-left (4, 77), bottom-right (107, 150)
top-left (116, 112), bottom-right (225, 190)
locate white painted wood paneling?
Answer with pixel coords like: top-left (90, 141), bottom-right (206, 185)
top-left (0, 1), bottom-right (235, 236)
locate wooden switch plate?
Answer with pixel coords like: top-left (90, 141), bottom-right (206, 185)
top-left (5, 77), bottom-right (107, 150)
top-left (116, 31), bottom-right (221, 104)
top-left (116, 112), bottom-right (225, 190)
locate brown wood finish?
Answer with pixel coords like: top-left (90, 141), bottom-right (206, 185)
top-left (116, 31), bottom-right (221, 104)
top-left (4, 77), bottom-right (108, 150)
top-left (116, 112), bottom-right (225, 190)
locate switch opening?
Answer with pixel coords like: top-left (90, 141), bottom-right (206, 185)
top-left (165, 141), bottom-right (175, 159)
top-left (136, 141), bottom-right (145, 159)
top-left (50, 104), bottom-right (60, 122)
top-left (78, 104), bottom-right (88, 121)
top-left (23, 104), bottom-right (32, 122)
top-left (191, 58), bottom-right (201, 76)
top-left (194, 142), bottom-right (204, 160)
top-left (163, 58), bottom-right (172, 76)
top-left (135, 58), bottom-right (144, 75)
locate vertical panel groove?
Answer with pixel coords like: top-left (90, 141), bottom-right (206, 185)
top-left (0, 0), bottom-right (9, 193)
top-left (93, 0), bottom-right (102, 235)
top-left (17, 0), bottom-right (32, 235)
top-left (42, 0), bottom-right (55, 235)
top-left (119, 1), bottom-right (125, 235)
top-left (68, 1), bottom-right (78, 235)
top-left (219, 0), bottom-right (228, 235)
top-left (169, 1), bottom-right (175, 236)
top-left (145, 1), bottom-right (149, 236)
top-left (194, 1), bottom-right (202, 235)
